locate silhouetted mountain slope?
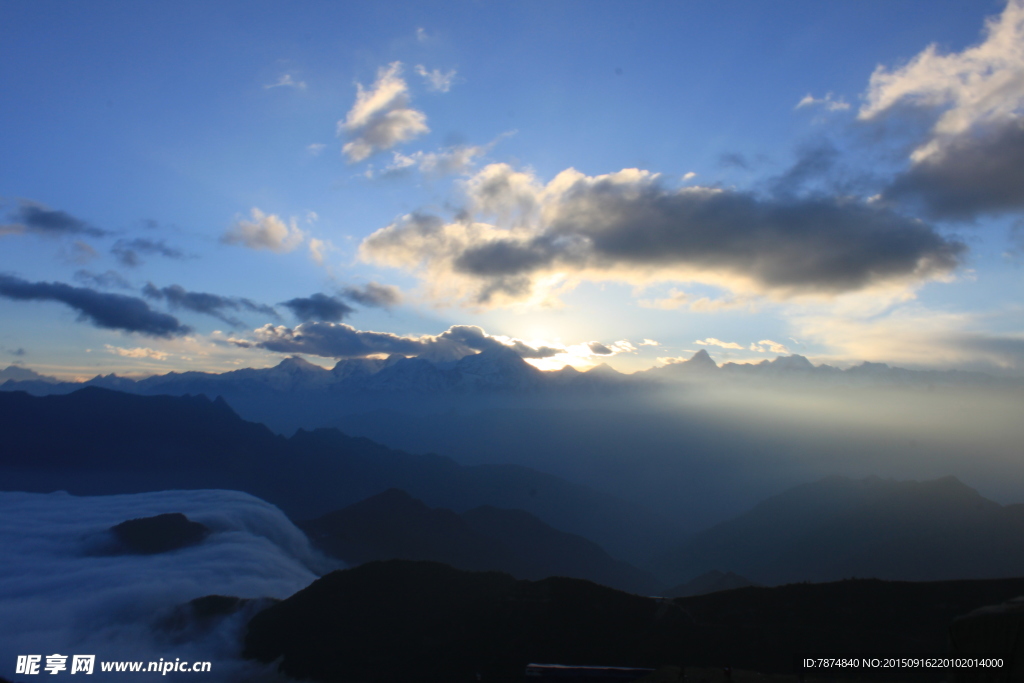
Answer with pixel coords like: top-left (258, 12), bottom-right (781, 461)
top-left (243, 559), bottom-right (1024, 683)
top-left (650, 475), bottom-right (1024, 586)
top-left (299, 489), bottom-right (661, 594)
top-left (244, 560), bottom-right (688, 683)
top-left (663, 570), bottom-right (756, 598)
top-left (300, 489), bottom-right (515, 570)
top-left (0, 387), bottom-right (677, 562)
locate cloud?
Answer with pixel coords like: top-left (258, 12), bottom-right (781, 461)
top-left (221, 208), bottom-right (305, 253)
top-left (360, 164), bottom-right (965, 308)
top-left (858, 1), bottom-right (1024, 218)
top-left (112, 238), bottom-right (187, 267)
top-left (104, 344), bottom-right (170, 360)
top-left (0, 202), bottom-right (106, 238)
top-left (795, 92), bottom-right (850, 111)
top-left (588, 342), bottom-right (614, 355)
top-left (63, 240), bottom-right (99, 265)
top-left (307, 143), bottom-right (326, 156)
top-left (338, 62), bottom-right (429, 162)
top-left (0, 490), bottom-right (325, 680)
top-left (142, 283), bottom-right (277, 327)
top-left (341, 282), bottom-right (402, 308)
top-left (883, 118), bottom-right (1024, 219)
top-left (253, 322), bottom-right (561, 361)
top-left (74, 269), bottom-right (133, 290)
top-left (384, 146), bottom-right (486, 177)
top-left (281, 293), bottom-right (354, 323)
top-left (265, 73), bottom-right (306, 90)
top-left (308, 238), bottom-right (328, 266)
top-left (0, 274), bottom-right (190, 337)
top-left (640, 339), bottom-right (660, 347)
top-left (750, 339), bottom-right (790, 354)
top-left (414, 65), bottom-right (457, 92)
top-left (695, 338), bottom-right (744, 350)
top-left (638, 288), bottom-right (689, 310)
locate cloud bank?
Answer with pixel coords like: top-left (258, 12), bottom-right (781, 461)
top-left (361, 164), bottom-right (965, 308)
top-left (281, 293), bottom-right (354, 323)
top-left (0, 274), bottom-right (190, 337)
top-left (861, 0), bottom-right (1024, 219)
top-left (0, 489), bottom-right (333, 681)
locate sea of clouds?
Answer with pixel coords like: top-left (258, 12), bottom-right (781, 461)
top-left (0, 489), bottom-right (341, 681)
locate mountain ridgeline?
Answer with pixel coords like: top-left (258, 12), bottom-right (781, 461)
top-left (0, 347), bottom-right (1009, 435)
top-left (0, 386), bottom-right (681, 563)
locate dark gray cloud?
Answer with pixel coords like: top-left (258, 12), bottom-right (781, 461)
top-left (74, 269), bottom-right (133, 290)
top-left (768, 141), bottom-right (841, 196)
top-left (588, 342), bottom-right (614, 356)
top-left (1, 204), bottom-right (106, 237)
top-left (0, 273), bottom-right (189, 337)
top-left (884, 120), bottom-right (1024, 220)
top-left (453, 182), bottom-right (965, 297)
top-left (112, 238), bottom-right (188, 267)
top-left (363, 167), bottom-right (967, 306)
top-left (143, 283), bottom-right (277, 327)
top-left (719, 153), bottom-right (750, 170)
top-left (6, 347), bottom-right (26, 357)
top-left (254, 323), bottom-right (559, 360)
top-left (281, 294), bottom-right (354, 322)
top-left (341, 282), bottom-right (402, 308)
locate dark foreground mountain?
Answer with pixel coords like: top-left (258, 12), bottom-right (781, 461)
top-left (300, 489), bottom-right (661, 594)
top-left (650, 475), bottom-right (1024, 587)
top-left (243, 559), bottom-right (1024, 683)
top-left (244, 560), bottom-right (688, 683)
top-left (0, 387), bottom-right (680, 562)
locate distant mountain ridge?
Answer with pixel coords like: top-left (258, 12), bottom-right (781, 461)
top-left (1, 345), bottom-right (1008, 403)
top-left (300, 488), bottom-right (662, 594)
top-left (0, 386), bottom-right (681, 562)
top-left (1, 347), bottom-right (1009, 438)
top-left (649, 474), bottom-right (1024, 586)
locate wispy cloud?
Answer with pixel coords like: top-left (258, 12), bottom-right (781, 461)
top-left (1, 202), bottom-right (107, 238)
top-left (795, 92), bottom-right (850, 111)
top-left (414, 65), bottom-right (457, 93)
top-left (264, 74), bottom-right (306, 90)
top-left (338, 62), bottom-right (429, 163)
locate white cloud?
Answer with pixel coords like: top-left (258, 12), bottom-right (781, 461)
top-left (338, 62), bottom-right (429, 163)
top-left (414, 65), bottom-right (457, 92)
top-left (859, 0), bottom-right (1024, 162)
top-left (749, 339), bottom-right (790, 354)
top-left (640, 339), bottom-right (660, 347)
top-left (307, 143), bottom-right (326, 156)
top-left (384, 145), bottom-right (486, 177)
top-left (264, 73), bottom-right (306, 90)
top-left (795, 92), bottom-right (850, 111)
top-left (221, 208), bottom-right (305, 253)
top-left (695, 337), bottom-right (744, 350)
top-left (308, 238), bottom-right (327, 266)
top-left (682, 172), bottom-right (697, 181)
top-left (104, 344), bottom-right (170, 360)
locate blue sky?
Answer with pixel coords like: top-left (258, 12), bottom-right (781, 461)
top-left (2, 0), bottom-right (1022, 378)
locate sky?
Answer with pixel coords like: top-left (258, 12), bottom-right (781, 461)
top-left (2, 0), bottom-right (1023, 379)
